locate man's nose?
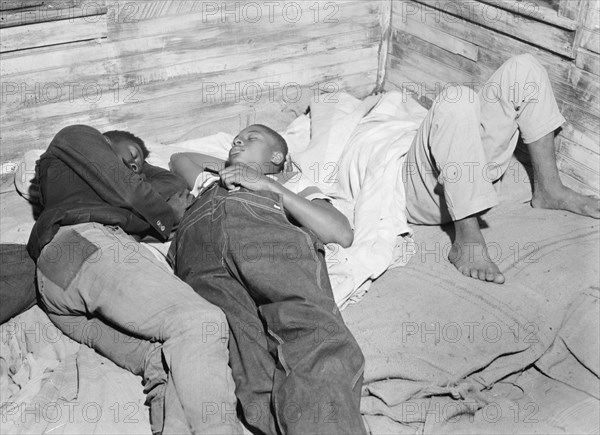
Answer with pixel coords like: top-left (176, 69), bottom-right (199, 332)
top-left (233, 139), bottom-right (243, 146)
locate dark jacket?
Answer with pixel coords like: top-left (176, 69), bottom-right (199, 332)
top-left (27, 125), bottom-right (187, 260)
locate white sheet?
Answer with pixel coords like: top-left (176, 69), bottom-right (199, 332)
top-left (285, 91), bottom-right (427, 307)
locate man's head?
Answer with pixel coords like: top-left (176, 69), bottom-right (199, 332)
top-left (228, 124), bottom-right (288, 174)
top-left (103, 130), bottom-right (149, 174)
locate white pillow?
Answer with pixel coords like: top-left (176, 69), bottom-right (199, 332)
top-left (146, 132), bottom-right (233, 169)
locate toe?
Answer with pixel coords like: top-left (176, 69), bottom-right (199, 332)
top-left (494, 272), bottom-right (506, 284)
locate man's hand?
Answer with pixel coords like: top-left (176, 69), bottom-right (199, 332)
top-left (219, 163), bottom-right (273, 192)
top-left (166, 190), bottom-right (194, 224)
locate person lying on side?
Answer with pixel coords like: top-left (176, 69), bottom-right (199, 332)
top-left (28, 125), bottom-right (243, 434)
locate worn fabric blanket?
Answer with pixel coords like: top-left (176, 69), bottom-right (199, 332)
top-left (1, 306), bottom-right (151, 434)
top-left (346, 201), bottom-right (599, 433)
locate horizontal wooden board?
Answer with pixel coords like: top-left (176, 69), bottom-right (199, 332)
top-left (108, 0), bottom-right (380, 40)
top-left (104, 0), bottom-right (370, 24)
top-left (1, 32), bottom-right (378, 116)
top-left (3, 45), bottom-right (377, 123)
top-left (1, 25), bottom-right (378, 102)
top-left (402, 0), bottom-right (576, 58)
top-left (556, 136), bottom-right (600, 193)
top-left (390, 4), bottom-right (599, 117)
top-left (392, 2), bottom-right (568, 71)
top-left (398, 12), bottom-right (479, 61)
top-left (1, 8), bottom-right (379, 75)
top-left (390, 27), bottom-right (492, 76)
top-left (579, 29), bottom-right (600, 55)
top-left (560, 100), bottom-right (600, 135)
top-left (478, 0), bottom-right (577, 30)
top-left (560, 170), bottom-right (599, 196)
top-left (1, 1), bottom-right (54, 12)
top-left (560, 123), bottom-right (600, 156)
top-left (0, 14), bottom-right (107, 52)
top-left (0, 0), bottom-right (105, 28)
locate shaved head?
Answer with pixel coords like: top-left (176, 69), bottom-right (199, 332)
top-left (250, 124), bottom-right (288, 156)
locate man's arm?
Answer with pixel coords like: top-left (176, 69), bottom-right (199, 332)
top-left (170, 152), bottom-right (227, 190)
top-left (219, 164), bottom-right (353, 247)
top-left (49, 125), bottom-right (177, 239)
top-left (276, 187), bottom-right (354, 247)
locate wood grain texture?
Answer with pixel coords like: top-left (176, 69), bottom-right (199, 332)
top-left (0, 0), bottom-right (383, 161)
top-left (0, 0), bottom-right (105, 28)
top-left (406, 0), bottom-right (576, 58)
top-left (578, 0), bottom-right (599, 54)
top-left (575, 47), bottom-right (600, 75)
top-left (478, 0), bottom-right (577, 30)
top-left (0, 1), bottom-right (58, 12)
top-left (1, 0), bottom-right (596, 199)
top-left (558, 0), bottom-right (582, 21)
top-left (0, 14), bottom-right (107, 52)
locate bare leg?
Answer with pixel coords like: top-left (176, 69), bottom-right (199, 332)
top-left (448, 215), bottom-right (506, 284)
top-left (528, 132), bottom-right (600, 218)
top-left (402, 86), bottom-right (505, 284)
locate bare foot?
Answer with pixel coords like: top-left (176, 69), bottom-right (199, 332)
top-left (449, 216), bottom-right (505, 284)
top-left (531, 185), bottom-right (600, 219)
top-left (526, 132), bottom-right (600, 219)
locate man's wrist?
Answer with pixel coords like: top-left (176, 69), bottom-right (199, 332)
top-left (264, 177), bottom-right (283, 193)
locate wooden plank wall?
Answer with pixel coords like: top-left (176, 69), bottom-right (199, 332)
top-left (384, 0), bottom-right (600, 196)
top-left (1, 0), bottom-right (384, 162)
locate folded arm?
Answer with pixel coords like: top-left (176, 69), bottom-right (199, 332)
top-left (169, 152), bottom-right (227, 190)
top-left (219, 164), bottom-right (354, 247)
top-left (275, 185), bottom-right (354, 247)
top-left (48, 125), bottom-right (177, 238)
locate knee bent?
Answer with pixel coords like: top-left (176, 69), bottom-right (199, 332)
top-left (433, 85), bottom-right (479, 117)
top-left (507, 53), bottom-right (546, 79)
top-left (511, 53), bottom-right (542, 68)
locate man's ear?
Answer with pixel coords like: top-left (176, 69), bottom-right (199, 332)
top-left (271, 151), bottom-right (284, 165)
